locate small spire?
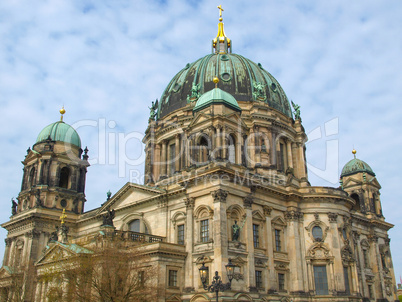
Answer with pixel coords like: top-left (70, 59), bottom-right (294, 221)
top-left (352, 149), bottom-right (357, 159)
top-left (60, 106), bottom-right (66, 121)
top-left (212, 5), bottom-right (231, 54)
top-left (60, 208), bottom-right (67, 224)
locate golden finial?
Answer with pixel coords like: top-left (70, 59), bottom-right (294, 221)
top-left (213, 76), bottom-right (219, 88)
top-left (60, 106), bottom-right (66, 121)
top-left (60, 208), bottom-right (67, 224)
top-left (212, 5), bottom-right (231, 53)
top-left (352, 149), bottom-right (357, 158)
top-left (217, 5), bottom-right (224, 20)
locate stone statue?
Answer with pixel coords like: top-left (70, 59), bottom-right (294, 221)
top-left (187, 83), bottom-right (200, 103)
top-left (232, 217), bottom-right (247, 241)
top-left (149, 99), bottom-right (158, 120)
top-left (72, 198), bottom-right (79, 214)
top-left (291, 100), bottom-right (301, 120)
top-left (102, 209), bottom-right (115, 227)
top-left (190, 83), bottom-right (200, 99)
top-left (253, 81), bottom-right (266, 101)
top-left (35, 190), bottom-right (42, 207)
top-left (59, 224), bottom-right (69, 244)
top-left (11, 198), bottom-right (17, 215)
top-left (48, 226), bottom-right (59, 243)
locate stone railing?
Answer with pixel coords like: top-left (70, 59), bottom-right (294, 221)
top-left (114, 230), bottom-right (165, 243)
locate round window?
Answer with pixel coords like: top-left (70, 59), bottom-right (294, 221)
top-left (221, 72), bottom-right (231, 82)
top-left (312, 226), bottom-right (323, 240)
top-left (60, 199), bottom-right (67, 208)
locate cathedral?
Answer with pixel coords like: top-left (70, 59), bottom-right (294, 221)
top-left (0, 8), bottom-right (398, 302)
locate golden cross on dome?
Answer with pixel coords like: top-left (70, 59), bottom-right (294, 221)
top-left (60, 208), bottom-right (67, 224)
top-left (217, 5), bottom-right (224, 19)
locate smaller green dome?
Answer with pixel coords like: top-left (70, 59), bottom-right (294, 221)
top-left (341, 157), bottom-right (375, 178)
top-left (193, 88), bottom-right (241, 112)
top-left (36, 121), bottom-right (81, 148)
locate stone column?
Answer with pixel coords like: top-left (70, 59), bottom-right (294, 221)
top-left (270, 131), bottom-right (277, 167)
top-left (181, 132), bottom-right (187, 169)
top-left (306, 260), bottom-right (314, 294)
top-left (222, 127), bottom-right (227, 159)
top-left (154, 143), bottom-right (161, 181)
top-left (328, 213), bottom-right (344, 293)
top-left (243, 195), bottom-right (255, 289)
top-left (254, 126), bottom-right (261, 164)
top-left (329, 260), bottom-right (336, 294)
top-left (285, 210), bottom-right (304, 292)
top-left (236, 133), bottom-right (242, 165)
top-left (184, 197), bottom-right (195, 290)
top-left (35, 282), bottom-right (42, 301)
top-left (263, 206), bottom-right (276, 291)
top-left (371, 235), bottom-right (386, 299)
top-left (175, 134), bottom-right (180, 172)
top-left (296, 142), bottom-right (307, 179)
top-left (211, 189), bottom-right (229, 277)
top-left (286, 140), bottom-right (293, 169)
top-left (216, 126), bottom-right (221, 159)
top-left (3, 238), bottom-right (11, 266)
top-left (249, 127), bottom-right (256, 167)
top-left (161, 140), bottom-right (167, 177)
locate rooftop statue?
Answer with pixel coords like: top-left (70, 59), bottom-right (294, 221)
top-left (291, 100), bottom-right (301, 120)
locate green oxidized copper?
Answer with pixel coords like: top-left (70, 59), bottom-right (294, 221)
top-left (187, 83), bottom-right (201, 103)
top-left (36, 121), bottom-right (81, 148)
top-left (193, 88), bottom-right (241, 112)
top-left (252, 81), bottom-right (266, 101)
top-left (149, 99), bottom-right (158, 120)
top-left (158, 53), bottom-right (292, 119)
top-left (291, 101), bottom-right (301, 120)
top-left (341, 158), bottom-right (375, 178)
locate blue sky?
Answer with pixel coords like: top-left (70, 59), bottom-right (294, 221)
top-left (1, 0), bottom-right (402, 282)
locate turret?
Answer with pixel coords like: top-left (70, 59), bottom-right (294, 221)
top-left (17, 108), bottom-right (89, 215)
top-left (340, 149), bottom-right (383, 218)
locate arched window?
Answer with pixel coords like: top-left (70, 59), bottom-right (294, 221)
top-left (29, 167), bottom-right (36, 188)
top-left (59, 167), bottom-right (70, 189)
top-left (198, 136), bottom-right (210, 164)
top-left (350, 193), bottom-right (361, 212)
top-left (129, 219), bottom-right (140, 232)
top-left (228, 135), bottom-right (236, 164)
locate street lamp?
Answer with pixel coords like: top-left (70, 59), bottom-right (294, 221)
top-left (199, 259), bottom-right (238, 302)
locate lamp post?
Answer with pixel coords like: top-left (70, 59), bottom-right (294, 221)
top-left (199, 259), bottom-right (237, 302)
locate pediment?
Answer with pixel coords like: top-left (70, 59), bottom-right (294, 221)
top-left (342, 177), bottom-right (362, 187)
top-left (368, 177), bottom-right (381, 189)
top-left (36, 243), bottom-right (90, 265)
top-left (271, 216), bottom-right (286, 226)
top-left (188, 112), bottom-right (211, 129)
top-left (97, 182), bottom-right (164, 214)
top-left (0, 266), bottom-right (12, 279)
top-left (166, 294), bottom-right (182, 301)
top-left (252, 210), bottom-right (265, 221)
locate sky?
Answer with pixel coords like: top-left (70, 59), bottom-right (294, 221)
top-left (1, 0), bottom-right (402, 283)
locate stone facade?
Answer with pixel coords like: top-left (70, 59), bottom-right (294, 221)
top-left (0, 14), bottom-right (398, 302)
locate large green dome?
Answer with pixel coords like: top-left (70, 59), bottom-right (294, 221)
top-left (158, 53), bottom-right (292, 119)
top-left (36, 121), bottom-right (81, 148)
top-left (341, 157), bottom-right (375, 177)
